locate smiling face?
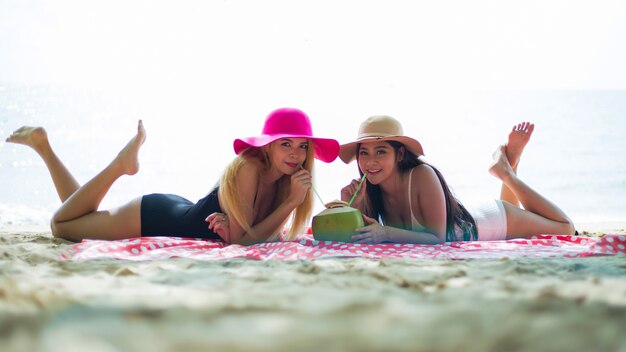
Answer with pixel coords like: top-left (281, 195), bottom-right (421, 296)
top-left (266, 137), bottom-right (310, 175)
top-left (357, 141), bottom-right (402, 185)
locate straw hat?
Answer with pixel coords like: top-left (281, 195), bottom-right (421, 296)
top-left (234, 108), bottom-right (340, 163)
top-left (339, 115), bottom-right (424, 163)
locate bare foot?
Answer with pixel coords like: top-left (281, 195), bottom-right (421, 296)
top-left (5, 126), bottom-right (50, 152)
top-left (113, 120), bottom-right (146, 175)
top-left (489, 145), bottom-right (515, 181)
top-left (505, 122), bottom-right (534, 168)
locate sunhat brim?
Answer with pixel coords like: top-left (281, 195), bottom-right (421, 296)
top-left (234, 134), bottom-right (340, 163)
top-left (339, 135), bottom-right (424, 163)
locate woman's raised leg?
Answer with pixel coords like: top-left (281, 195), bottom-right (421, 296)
top-left (500, 122), bottom-right (534, 207)
top-left (6, 127), bottom-right (79, 202)
top-left (489, 145), bottom-right (575, 238)
top-left (50, 120), bottom-right (146, 241)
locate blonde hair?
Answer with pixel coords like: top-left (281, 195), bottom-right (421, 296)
top-left (218, 141), bottom-right (315, 241)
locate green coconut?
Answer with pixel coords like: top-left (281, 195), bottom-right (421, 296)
top-left (312, 205), bottom-right (364, 243)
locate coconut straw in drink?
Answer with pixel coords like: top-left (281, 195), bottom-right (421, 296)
top-left (300, 164), bottom-right (325, 207)
top-left (348, 174), bottom-right (367, 207)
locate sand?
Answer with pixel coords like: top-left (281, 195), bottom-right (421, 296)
top-left (1, 224), bottom-right (625, 352)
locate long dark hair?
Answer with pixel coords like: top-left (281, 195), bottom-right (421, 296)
top-left (360, 141), bottom-right (478, 241)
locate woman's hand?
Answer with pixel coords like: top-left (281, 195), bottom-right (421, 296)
top-left (351, 214), bottom-right (389, 244)
top-left (206, 212), bottom-right (231, 243)
top-left (341, 178), bottom-right (366, 207)
top-left (287, 169), bottom-right (312, 207)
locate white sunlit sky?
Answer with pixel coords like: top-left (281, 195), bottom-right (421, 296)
top-left (1, 0), bottom-right (626, 225)
top-left (2, 1), bottom-right (624, 90)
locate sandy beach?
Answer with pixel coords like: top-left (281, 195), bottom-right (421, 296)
top-left (1, 224), bottom-right (625, 352)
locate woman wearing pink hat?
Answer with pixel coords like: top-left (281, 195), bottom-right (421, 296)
top-left (339, 116), bottom-right (575, 244)
top-left (6, 108), bottom-right (339, 245)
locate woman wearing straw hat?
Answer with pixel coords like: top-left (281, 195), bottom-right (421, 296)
top-left (6, 108), bottom-right (339, 245)
top-left (339, 116), bottom-right (575, 244)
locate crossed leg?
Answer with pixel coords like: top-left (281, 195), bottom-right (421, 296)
top-left (48, 121), bottom-right (147, 242)
top-left (500, 122), bottom-right (534, 207)
top-left (489, 145), bottom-right (575, 238)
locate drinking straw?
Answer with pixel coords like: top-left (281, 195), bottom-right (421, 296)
top-left (348, 174), bottom-right (367, 206)
top-left (300, 165), bottom-right (325, 207)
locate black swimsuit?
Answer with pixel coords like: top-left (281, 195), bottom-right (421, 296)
top-left (140, 187), bottom-right (222, 239)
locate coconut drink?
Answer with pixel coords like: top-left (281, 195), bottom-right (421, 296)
top-left (312, 200), bottom-right (364, 243)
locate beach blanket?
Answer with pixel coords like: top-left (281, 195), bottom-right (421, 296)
top-left (60, 234), bottom-right (626, 261)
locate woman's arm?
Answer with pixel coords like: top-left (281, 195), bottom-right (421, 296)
top-left (352, 214), bottom-right (443, 244)
top-left (226, 163), bottom-right (311, 245)
top-left (413, 164), bottom-right (448, 242)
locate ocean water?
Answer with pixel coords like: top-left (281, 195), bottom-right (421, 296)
top-left (1, 83), bottom-right (625, 228)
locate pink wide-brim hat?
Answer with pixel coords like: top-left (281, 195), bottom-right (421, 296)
top-left (233, 108), bottom-right (340, 163)
top-left (339, 115), bottom-right (424, 163)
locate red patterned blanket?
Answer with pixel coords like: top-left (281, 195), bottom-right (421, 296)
top-left (60, 234), bottom-right (626, 261)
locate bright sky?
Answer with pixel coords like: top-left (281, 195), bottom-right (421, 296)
top-left (2, 0), bottom-right (626, 92)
